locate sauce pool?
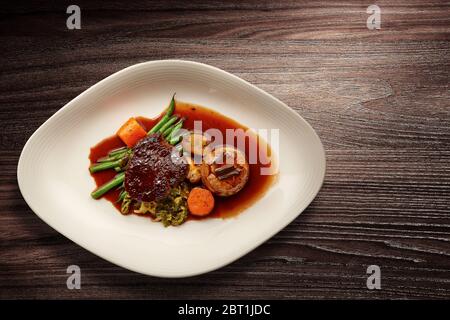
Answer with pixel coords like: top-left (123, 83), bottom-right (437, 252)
top-left (89, 101), bottom-right (277, 220)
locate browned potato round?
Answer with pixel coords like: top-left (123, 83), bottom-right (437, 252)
top-left (201, 145), bottom-right (249, 197)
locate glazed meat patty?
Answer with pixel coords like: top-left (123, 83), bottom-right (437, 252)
top-left (125, 134), bottom-right (188, 202)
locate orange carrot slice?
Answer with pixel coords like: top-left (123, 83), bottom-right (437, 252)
top-left (187, 187), bottom-right (215, 216)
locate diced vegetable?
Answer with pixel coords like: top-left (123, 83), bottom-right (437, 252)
top-left (117, 117), bottom-right (147, 147)
top-left (187, 187), bottom-right (215, 216)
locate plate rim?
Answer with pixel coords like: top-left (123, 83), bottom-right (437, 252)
top-left (17, 59), bottom-right (326, 277)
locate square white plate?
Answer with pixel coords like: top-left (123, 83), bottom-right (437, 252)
top-left (18, 60), bottom-right (325, 277)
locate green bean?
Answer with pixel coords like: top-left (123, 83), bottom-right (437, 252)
top-left (91, 172), bottom-right (125, 199)
top-left (168, 119), bottom-right (184, 139)
top-left (148, 93), bottom-right (176, 134)
top-left (163, 117), bottom-right (184, 138)
top-left (109, 148), bottom-right (128, 157)
top-left (89, 159), bottom-right (123, 173)
top-left (168, 118), bottom-right (185, 145)
top-left (97, 151), bottom-right (128, 163)
top-left (162, 124), bottom-right (175, 138)
top-left (169, 135), bottom-right (182, 145)
top-left (97, 156), bottom-right (115, 163)
top-left (158, 115), bottom-right (178, 134)
top-left (108, 146), bottom-right (127, 157)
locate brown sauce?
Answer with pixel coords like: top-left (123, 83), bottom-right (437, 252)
top-left (89, 101), bottom-right (277, 220)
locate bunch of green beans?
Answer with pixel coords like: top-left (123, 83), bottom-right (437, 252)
top-left (90, 94), bottom-right (184, 199)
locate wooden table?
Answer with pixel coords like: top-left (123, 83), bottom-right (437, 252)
top-left (1, 1), bottom-right (449, 299)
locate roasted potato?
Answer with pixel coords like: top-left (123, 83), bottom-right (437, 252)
top-left (185, 156), bottom-right (202, 184)
top-left (181, 133), bottom-right (210, 156)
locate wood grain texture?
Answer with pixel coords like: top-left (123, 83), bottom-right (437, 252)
top-left (0, 0), bottom-right (449, 299)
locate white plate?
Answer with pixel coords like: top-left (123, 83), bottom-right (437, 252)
top-left (18, 60), bottom-right (325, 277)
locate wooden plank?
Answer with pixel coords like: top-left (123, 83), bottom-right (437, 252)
top-left (1, 1), bottom-right (449, 40)
top-left (1, 40), bottom-right (449, 151)
top-left (0, 0), bottom-right (449, 299)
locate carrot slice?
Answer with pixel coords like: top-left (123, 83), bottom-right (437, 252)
top-left (117, 117), bottom-right (147, 147)
top-left (187, 187), bottom-right (215, 216)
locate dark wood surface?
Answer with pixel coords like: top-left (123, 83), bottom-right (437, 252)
top-left (1, 1), bottom-right (449, 299)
